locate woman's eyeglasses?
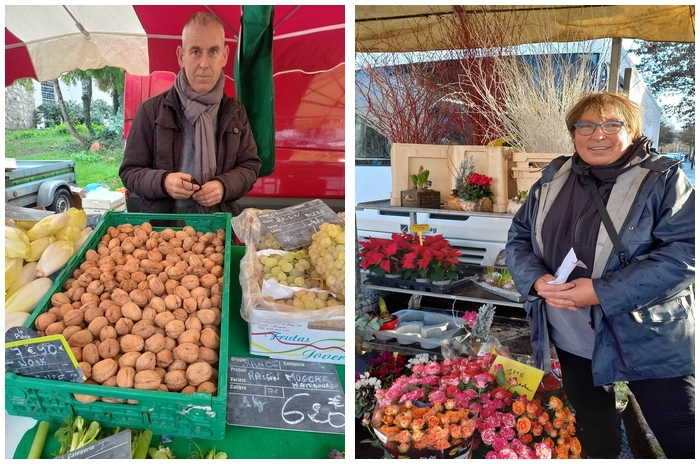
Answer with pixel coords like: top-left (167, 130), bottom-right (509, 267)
top-left (573, 120), bottom-right (626, 136)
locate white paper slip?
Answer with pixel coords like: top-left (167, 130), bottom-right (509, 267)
top-left (548, 247), bottom-right (588, 284)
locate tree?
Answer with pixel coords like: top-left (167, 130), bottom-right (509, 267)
top-left (679, 124), bottom-right (695, 158)
top-left (630, 41), bottom-right (695, 129)
top-left (52, 79), bottom-right (86, 145)
top-left (657, 119), bottom-right (676, 147)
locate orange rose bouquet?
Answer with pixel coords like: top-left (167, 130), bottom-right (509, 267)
top-left (370, 353), bottom-right (580, 459)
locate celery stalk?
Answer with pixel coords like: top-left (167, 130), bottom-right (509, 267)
top-left (27, 421), bottom-right (51, 459)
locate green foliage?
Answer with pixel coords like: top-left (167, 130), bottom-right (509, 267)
top-left (94, 106), bottom-right (125, 146)
top-left (16, 78), bottom-right (34, 93)
top-left (36, 100), bottom-right (84, 127)
top-left (630, 41), bottom-right (695, 129)
top-left (73, 151), bottom-right (103, 163)
top-left (90, 99), bottom-right (114, 125)
top-left (410, 167), bottom-right (431, 189)
top-left (452, 156), bottom-right (476, 197)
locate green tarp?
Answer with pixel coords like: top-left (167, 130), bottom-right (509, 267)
top-left (234, 5), bottom-right (275, 177)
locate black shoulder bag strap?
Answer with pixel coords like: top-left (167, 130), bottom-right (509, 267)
top-left (585, 176), bottom-right (629, 267)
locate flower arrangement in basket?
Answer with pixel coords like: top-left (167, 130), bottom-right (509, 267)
top-left (446, 156), bottom-right (494, 212)
top-left (369, 353), bottom-right (581, 459)
top-left (400, 234), bottom-right (462, 284)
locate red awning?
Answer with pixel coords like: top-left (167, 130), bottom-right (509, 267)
top-left (5, 5), bottom-right (344, 86)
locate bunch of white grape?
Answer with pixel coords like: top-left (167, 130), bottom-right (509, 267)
top-left (257, 231), bottom-right (283, 250)
top-left (308, 223), bottom-right (345, 301)
top-left (265, 289), bottom-right (341, 310)
top-left (258, 249), bottom-right (313, 288)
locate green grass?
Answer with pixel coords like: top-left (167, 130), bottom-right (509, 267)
top-left (5, 125), bottom-right (124, 189)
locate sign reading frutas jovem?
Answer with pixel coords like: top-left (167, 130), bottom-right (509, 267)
top-left (226, 356), bottom-right (344, 434)
top-left (257, 199), bottom-right (343, 251)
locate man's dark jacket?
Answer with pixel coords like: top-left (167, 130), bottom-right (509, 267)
top-left (120, 86), bottom-right (261, 215)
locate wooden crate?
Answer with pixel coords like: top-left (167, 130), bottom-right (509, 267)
top-left (400, 188), bottom-right (441, 208)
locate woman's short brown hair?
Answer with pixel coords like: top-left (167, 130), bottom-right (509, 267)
top-left (565, 92), bottom-right (643, 141)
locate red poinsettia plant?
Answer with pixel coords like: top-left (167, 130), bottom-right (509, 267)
top-left (370, 353), bottom-right (581, 459)
top-left (400, 234), bottom-right (462, 282)
top-left (358, 233), bottom-right (415, 277)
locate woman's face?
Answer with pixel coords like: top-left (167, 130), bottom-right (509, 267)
top-left (574, 107), bottom-right (634, 166)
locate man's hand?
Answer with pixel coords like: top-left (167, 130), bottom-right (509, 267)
top-left (164, 172), bottom-right (201, 199)
top-left (192, 180), bottom-right (224, 208)
top-left (536, 276), bottom-right (600, 311)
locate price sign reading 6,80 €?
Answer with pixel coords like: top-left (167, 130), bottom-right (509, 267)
top-left (226, 356), bottom-right (344, 434)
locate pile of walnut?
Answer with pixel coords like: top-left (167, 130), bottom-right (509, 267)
top-left (32, 222), bottom-right (226, 403)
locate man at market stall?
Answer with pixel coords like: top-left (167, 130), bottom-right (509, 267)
top-left (119, 12), bottom-right (261, 215)
top-left (505, 92), bottom-right (694, 458)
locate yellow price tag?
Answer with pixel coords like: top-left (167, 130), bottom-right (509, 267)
top-left (410, 224), bottom-right (429, 245)
top-left (489, 355), bottom-right (544, 400)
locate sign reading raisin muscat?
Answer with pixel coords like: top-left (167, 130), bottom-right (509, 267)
top-left (257, 199), bottom-right (343, 251)
top-left (227, 356), bottom-right (344, 434)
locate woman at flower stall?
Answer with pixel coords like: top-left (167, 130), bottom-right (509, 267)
top-left (505, 92), bottom-right (694, 458)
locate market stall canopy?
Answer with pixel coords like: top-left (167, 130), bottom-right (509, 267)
top-left (5, 5), bottom-right (344, 85)
top-left (355, 5), bottom-right (696, 52)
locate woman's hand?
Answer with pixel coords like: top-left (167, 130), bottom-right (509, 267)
top-left (536, 277), bottom-right (600, 311)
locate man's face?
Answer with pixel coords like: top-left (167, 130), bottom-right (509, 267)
top-left (177, 21), bottom-right (229, 94)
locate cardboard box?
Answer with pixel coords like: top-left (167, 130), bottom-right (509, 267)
top-left (248, 319), bottom-right (345, 365)
top-left (70, 186), bottom-right (85, 210)
top-left (83, 202), bottom-right (127, 216)
top-left (82, 190), bottom-right (125, 215)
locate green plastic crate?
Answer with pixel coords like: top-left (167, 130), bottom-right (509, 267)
top-left (6, 212), bottom-right (233, 440)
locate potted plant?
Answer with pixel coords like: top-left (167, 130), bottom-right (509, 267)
top-left (400, 166), bottom-right (441, 209)
top-left (445, 156), bottom-right (494, 212)
top-left (507, 190), bottom-right (529, 214)
top-left (358, 233), bottom-right (414, 278)
top-left (401, 234), bottom-right (461, 284)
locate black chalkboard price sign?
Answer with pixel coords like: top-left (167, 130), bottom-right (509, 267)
top-left (227, 356), bottom-right (344, 434)
top-left (5, 333), bottom-right (84, 383)
top-left (257, 199), bottom-right (344, 251)
top-left (56, 429), bottom-right (132, 459)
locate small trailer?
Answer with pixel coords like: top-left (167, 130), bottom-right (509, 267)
top-left (5, 159), bottom-right (78, 213)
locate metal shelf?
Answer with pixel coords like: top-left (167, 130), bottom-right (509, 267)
top-left (355, 199), bottom-right (515, 219)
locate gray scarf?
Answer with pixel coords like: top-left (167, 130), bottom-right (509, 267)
top-left (173, 68), bottom-right (224, 184)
